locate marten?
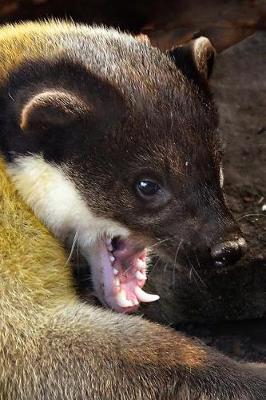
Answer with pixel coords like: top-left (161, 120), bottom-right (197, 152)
top-left (0, 20), bottom-right (264, 399)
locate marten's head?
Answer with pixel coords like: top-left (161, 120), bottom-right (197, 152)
top-left (0, 27), bottom-right (246, 313)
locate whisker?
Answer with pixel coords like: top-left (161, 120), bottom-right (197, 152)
top-left (163, 262), bottom-right (169, 275)
top-left (75, 236), bottom-right (81, 277)
top-left (185, 253), bottom-right (207, 289)
top-left (237, 213), bottom-right (266, 221)
top-left (147, 255), bottom-right (161, 277)
top-left (65, 231), bottom-right (78, 267)
top-left (189, 267), bottom-right (193, 281)
top-left (146, 238), bottom-right (172, 277)
top-left (172, 264), bottom-right (176, 287)
top-left (194, 254), bottom-right (207, 288)
top-left (149, 237), bottom-right (171, 249)
top-left (172, 239), bottom-right (183, 287)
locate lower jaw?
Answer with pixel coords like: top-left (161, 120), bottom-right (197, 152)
top-left (105, 298), bottom-right (140, 314)
top-left (87, 235), bottom-right (160, 314)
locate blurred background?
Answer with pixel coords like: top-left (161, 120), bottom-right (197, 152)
top-left (1, 0), bottom-right (265, 363)
top-left (0, 0), bottom-right (266, 51)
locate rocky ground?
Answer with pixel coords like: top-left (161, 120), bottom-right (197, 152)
top-left (200, 31), bottom-right (266, 363)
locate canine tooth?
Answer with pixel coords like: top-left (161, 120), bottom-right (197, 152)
top-left (113, 268), bottom-right (119, 275)
top-left (116, 289), bottom-right (133, 308)
top-left (114, 277), bottom-right (120, 288)
top-left (110, 255), bottom-right (115, 263)
top-left (137, 259), bottom-right (146, 270)
top-left (135, 271), bottom-right (146, 280)
top-left (132, 298), bottom-right (139, 306)
top-left (135, 287), bottom-right (159, 303)
top-left (106, 239), bottom-right (113, 251)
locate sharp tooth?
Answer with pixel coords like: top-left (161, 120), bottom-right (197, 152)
top-left (110, 255), bottom-right (115, 263)
top-left (137, 259), bottom-right (146, 270)
top-left (106, 239), bottom-right (113, 251)
top-left (135, 271), bottom-right (146, 281)
top-left (132, 298), bottom-right (139, 306)
top-left (113, 268), bottom-right (119, 275)
top-left (135, 286), bottom-right (159, 303)
top-left (114, 277), bottom-right (120, 288)
top-left (116, 289), bottom-right (133, 308)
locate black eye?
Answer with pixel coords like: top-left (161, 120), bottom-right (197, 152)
top-left (136, 180), bottom-right (161, 198)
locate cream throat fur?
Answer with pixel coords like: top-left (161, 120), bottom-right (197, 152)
top-left (6, 155), bottom-right (130, 303)
top-left (7, 155), bottom-right (130, 244)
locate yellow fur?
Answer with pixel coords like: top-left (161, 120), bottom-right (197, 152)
top-left (0, 20), bottom-right (77, 80)
top-left (0, 20), bottom-right (121, 82)
top-left (0, 157), bottom-right (75, 306)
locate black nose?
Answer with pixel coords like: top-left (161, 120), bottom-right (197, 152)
top-left (211, 237), bottom-right (247, 267)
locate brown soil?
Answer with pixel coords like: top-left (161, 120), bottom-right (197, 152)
top-left (214, 32), bottom-right (266, 264)
top-left (201, 31), bottom-right (266, 363)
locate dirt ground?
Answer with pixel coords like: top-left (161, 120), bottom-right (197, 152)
top-left (204, 31), bottom-right (266, 362)
top-left (214, 32), bottom-right (266, 264)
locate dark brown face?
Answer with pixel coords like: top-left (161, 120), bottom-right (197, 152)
top-left (66, 92), bottom-right (243, 268)
top-left (0, 32), bottom-right (246, 312)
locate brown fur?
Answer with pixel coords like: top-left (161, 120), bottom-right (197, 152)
top-left (0, 21), bottom-right (265, 399)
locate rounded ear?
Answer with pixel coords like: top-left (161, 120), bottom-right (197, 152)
top-left (134, 33), bottom-right (150, 44)
top-left (20, 89), bottom-right (90, 132)
top-left (168, 36), bottom-right (216, 80)
top-left (192, 37), bottom-right (215, 79)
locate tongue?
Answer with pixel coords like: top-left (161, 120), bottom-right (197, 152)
top-left (103, 241), bottom-right (160, 313)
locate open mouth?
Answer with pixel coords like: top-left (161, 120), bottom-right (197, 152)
top-left (87, 235), bottom-right (159, 313)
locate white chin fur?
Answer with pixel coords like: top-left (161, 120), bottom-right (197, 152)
top-left (7, 154), bottom-right (129, 256)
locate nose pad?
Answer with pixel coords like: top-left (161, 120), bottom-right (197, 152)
top-left (211, 237), bottom-right (247, 267)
